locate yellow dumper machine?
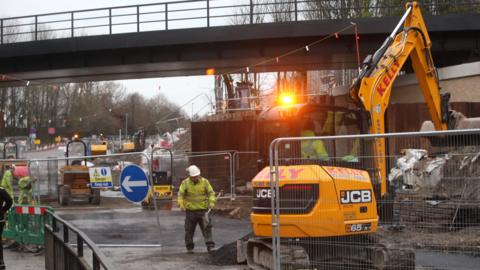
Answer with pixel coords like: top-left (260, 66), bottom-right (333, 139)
top-left (58, 137), bottom-right (100, 206)
top-left (90, 140), bottom-right (108, 156)
top-left (142, 147), bottom-right (174, 210)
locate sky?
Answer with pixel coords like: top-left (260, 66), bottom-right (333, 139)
top-left (0, 0), bottom-right (216, 117)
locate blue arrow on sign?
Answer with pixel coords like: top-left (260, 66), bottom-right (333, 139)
top-left (120, 164), bottom-right (149, 203)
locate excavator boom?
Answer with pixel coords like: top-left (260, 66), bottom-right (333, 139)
top-left (351, 2), bottom-right (449, 196)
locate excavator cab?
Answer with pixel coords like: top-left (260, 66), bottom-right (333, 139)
top-left (257, 103), bottom-right (369, 169)
top-left (58, 137), bottom-right (100, 206)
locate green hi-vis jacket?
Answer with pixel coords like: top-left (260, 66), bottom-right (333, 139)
top-left (18, 176), bottom-right (32, 191)
top-left (1, 169), bottom-right (13, 197)
top-left (178, 177), bottom-right (216, 211)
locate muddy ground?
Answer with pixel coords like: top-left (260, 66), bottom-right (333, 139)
top-left (214, 196), bottom-right (253, 220)
top-left (378, 226), bottom-right (480, 254)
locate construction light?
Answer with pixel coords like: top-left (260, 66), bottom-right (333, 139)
top-left (280, 94), bottom-right (294, 105)
top-left (205, 68), bottom-right (215, 75)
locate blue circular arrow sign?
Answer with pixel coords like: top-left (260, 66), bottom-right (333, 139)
top-left (120, 164), bottom-right (150, 203)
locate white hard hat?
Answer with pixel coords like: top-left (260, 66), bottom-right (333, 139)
top-left (186, 165), bottom-right (201, 177)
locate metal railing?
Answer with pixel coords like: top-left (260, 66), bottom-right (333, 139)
top-left (45, 210), bottom-right (115, 270)
top-left (1, 0), bottom-right (479, 44)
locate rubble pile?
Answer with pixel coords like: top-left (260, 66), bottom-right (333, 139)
top-left (208, 233), bottom-right (252, 266)
top-left (390, 147), bottom-right (480, 230)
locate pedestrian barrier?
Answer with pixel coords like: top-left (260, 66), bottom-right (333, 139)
top-left (267, 129), bottom-right (480, 270)
top-left (2, 204), bottom-right (53, 245)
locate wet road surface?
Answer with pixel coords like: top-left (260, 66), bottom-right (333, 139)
top-left (58, 206), bottom-right (250, 269)
top-left (60, 207), bottom-right (251, 251)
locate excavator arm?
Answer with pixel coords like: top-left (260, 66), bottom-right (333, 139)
top-left (350, 2), bottom-right (449, 197)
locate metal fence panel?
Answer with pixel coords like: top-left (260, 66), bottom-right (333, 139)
top-left (233, 151), bottom-right (259, 196)
top-left (176, 151), bottom-right (234, 198)
top-left (27, 150), bottom-right (163, 225)
top-left (47, 157), bottom-right (59, 198)
top-left (267, 129), bottom-right (480, 270)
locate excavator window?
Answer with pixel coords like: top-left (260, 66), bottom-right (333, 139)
top-left (257, 104), bottom-right (365, 169)
top-left (300, 109), bottom-right (361, 167)
top-left (299, 110), bottom-right (362, 164)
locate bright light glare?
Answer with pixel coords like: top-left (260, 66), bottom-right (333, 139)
top-left (280, 95), bottom-right (294, 105)
top-left (205, 68), bottom-right (216, 75)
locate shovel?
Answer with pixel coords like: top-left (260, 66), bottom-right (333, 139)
top-left (204, 190), bottom-right (222, 225)
top-left (204, 208), bottom-right (212, 225)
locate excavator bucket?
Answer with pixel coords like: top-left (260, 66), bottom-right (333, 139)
top-left (420, 111), bottom-right (480, 146)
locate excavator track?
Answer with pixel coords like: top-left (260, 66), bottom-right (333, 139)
top-left (244, 235), bottom-right (415, 270)
top-left (245, 238), bottom-right (309, 270)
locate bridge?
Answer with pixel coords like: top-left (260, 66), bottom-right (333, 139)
top-left (0, 0), bottom-right (479, 86)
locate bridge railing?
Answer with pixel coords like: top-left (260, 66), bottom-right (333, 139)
top-left (44, 209), bottom-right (116, 270)
top-left (1, 0), bottom-right (479, 44)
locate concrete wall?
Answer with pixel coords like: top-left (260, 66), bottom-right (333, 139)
top-left (391, 61), bottom-right (480, 104)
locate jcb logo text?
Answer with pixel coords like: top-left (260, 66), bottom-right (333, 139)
top-left (340, 190), bottom-right (372, 204)
top-left (256, 189), bottom-right (274, 199)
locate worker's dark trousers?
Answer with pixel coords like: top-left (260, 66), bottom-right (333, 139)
top-left (185, 210), bottom-right (214, 250)
top-left (0, 221), bottom-right (5, 269)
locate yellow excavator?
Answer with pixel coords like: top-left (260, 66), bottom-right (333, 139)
top-left (243, 2), bottom-right (480, 269)
top-left (121, 129), bottom-right (146, 153)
